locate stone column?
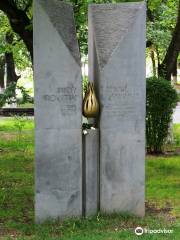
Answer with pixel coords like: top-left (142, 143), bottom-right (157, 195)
top-left (34, 0), bottom-right (82, 222)
top-left (89, 2), bottom-right (146, 216)
top-left (83, 129), bottom-right (99, 216)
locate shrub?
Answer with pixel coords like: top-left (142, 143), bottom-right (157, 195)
top-left (146, 77), bottom-right (178, 153)
top-left (0, 82), bottom-right (33, 108)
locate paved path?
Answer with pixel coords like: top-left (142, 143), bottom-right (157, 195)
top-left (173, 102), bottom-right (180, 124)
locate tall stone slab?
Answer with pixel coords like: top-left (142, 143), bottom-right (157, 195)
top-left (83, 129), bottom-right (99, 216)
top-left (89, 2), bottom-right (146, 216)
top-left (34, 0), bottom-right (82, 222)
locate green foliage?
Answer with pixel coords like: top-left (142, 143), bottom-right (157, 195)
top-left (146, 77), bottom-right (179, 153)
top-left (0, 82), bottom-right (33, 108)
top-left (12, 36), bottom-right (32, 70)
top-left (14, 0), bottom-right (32, 12)
top-left (13, 115), bottom-right (28, 142)
top-left (0, 11), bottom-right (9, 47)
top-left (83, 75), bottom-right (88, 93)
top-left (0, 83), bottom-right (17, 107)
top-left (0, 117), bottom-right (34, 131)
top-left (0, 11), bottom-right (31, 70)
top-left (148, 0), bottom-right (163, 11)
top-left (68, 0), bottom-right (143, 57)
top-left (13, 115), bottom-right (27, 131)
top-left (147, 0), bottom-right (179, 64)
top-left (17, 84), bottom-right (34, 105)
top-left (173, 124), bottom-right (180, 147)
top-left (146, 155), bottom-right (180, 214)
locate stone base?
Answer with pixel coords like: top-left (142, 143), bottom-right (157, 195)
top-left (83, 129), bottom-right (99, 216)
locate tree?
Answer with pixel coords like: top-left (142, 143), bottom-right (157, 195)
top-left (0, 0), bottom-right (33, 61)
top-left (5, 32), bottom-right (20, 88)
top-left (158, 0), bottom-right (180, 80)
top-left (0, 9), bottom-right (32, 105)
top-left (0, 56), bottom-right (5, 89)
top-left (0, 11), bottom-right (30, 88)
top-left (147, 0), bottom-right (180, 80)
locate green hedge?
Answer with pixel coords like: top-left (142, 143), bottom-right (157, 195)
top-left (146, 77), bottom-right (178, 153)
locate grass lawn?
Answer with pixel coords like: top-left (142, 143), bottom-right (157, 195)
top-left (0, 118), bottom-right (179, 239)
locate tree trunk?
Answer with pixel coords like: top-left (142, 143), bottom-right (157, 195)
top-left (155, 47), bottom-right (160, 77)
top-left (0, 1), bottom-right (33, 62)
top-left (150, 49), bottom-right (156, 76)
top-left (0, 56), bottom-right (5, 89)
top-left (172, 59), bottom-right (177, 85)
top-left (158, 0), bottom-right (180, 80)
top-left (5, 33), bottom-right (20, 88)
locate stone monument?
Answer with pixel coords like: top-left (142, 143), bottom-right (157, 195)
top-left (89, 2), bottom-right (146, 216)
top-left (34, 1), bottom-right (146, 222)
top-left (34, 0), bottom-right (82, 222)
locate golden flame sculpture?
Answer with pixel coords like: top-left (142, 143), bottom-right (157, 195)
top-left (83, 82), bottom-right (99, 118)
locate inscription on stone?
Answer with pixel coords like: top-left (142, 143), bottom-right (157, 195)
top-left (43, 83), bottom-right (77, 115)
top-left (100, 84), bottom-right (140, 118)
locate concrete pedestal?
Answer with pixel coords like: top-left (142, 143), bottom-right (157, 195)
top-left (83, 129), bottom-right (99, 216)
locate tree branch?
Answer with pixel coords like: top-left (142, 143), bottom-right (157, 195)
top-left (159, 0), bottom-right (180, 80)
top-left (0, 0), bottom-right (33, 62)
